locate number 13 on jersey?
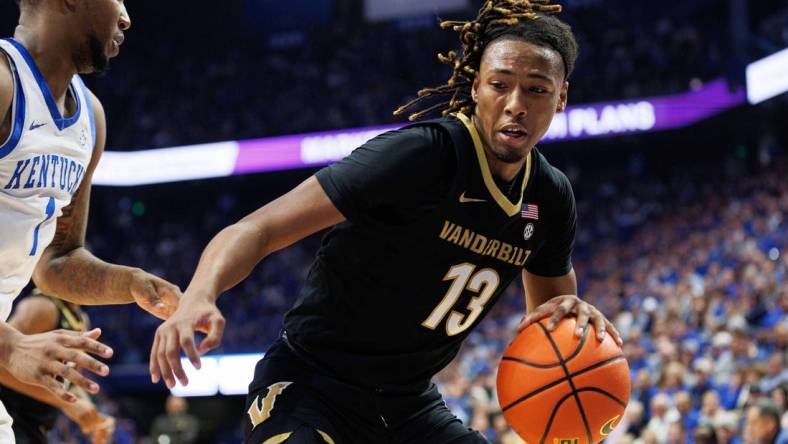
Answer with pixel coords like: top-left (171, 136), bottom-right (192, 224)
top-left (422, 263), bottom-right (500, 336)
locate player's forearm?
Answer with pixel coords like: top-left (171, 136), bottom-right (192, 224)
top-left (186, 221), bottom-right (271, 302)
top-left (33, 247), bottom-right (138, 305)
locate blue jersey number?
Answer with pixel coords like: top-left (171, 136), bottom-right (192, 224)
top-left (29, 197), bottom-right (55, 256)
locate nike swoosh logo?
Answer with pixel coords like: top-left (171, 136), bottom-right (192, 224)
top-left (459, 192), bottom-right (486, 203)
top-left (600, 415), bottom-right (620, 436)
top-left (29, 121), bottom-right (47, 131)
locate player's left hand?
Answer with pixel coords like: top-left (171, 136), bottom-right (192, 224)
top-left (518, 294), bottom-right (623, 346)
top-left (130, 270), bottom-right (182, 320)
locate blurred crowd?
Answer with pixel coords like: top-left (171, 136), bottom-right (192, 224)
top-left (77, 0), bottom-right (787, 151)
top-left (1, 0), bottom-right (786, 442)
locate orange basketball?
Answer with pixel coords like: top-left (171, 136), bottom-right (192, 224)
top-left (497, 318), bottom-right (631, 444)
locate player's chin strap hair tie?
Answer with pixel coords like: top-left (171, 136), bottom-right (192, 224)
top-left (394, 0), bottom-right (563, 122)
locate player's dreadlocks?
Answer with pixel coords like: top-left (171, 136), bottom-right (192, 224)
top-left (395, 0), bottom-right (578, 121)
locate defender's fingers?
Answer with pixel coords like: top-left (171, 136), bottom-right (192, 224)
top-left (58, 332), bottom-right (113, 358)
top-left (82, 328), bottom-right (102, 340)
top-left (52, 361), bottom-right (101, 394)
top-left (41, 375), bottom-right (77, 403)
top-left (54, 348), bottom-right (109, 377)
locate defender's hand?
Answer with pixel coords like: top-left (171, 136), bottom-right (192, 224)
top-left (131, 270), bottom-right (182, 320)
top-left (150, 296), bottom-right (225, 388)
top-left (519, 294), bottom-right (623, 345)
top-left (3, 328), bottom-right (112, 403)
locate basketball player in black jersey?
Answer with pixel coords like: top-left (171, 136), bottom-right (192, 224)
top-left (151, 1), bottom-right (623, 442)
top-left (0, 290), bottom-right (114, 444)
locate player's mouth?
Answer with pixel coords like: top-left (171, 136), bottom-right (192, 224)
top-left (110, 34), bottom-right (124, 57)
top-left (497, 124), bottom-right (528, 145)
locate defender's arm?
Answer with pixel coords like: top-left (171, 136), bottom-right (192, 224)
top-left (32, 92), bottom-right (180, 319)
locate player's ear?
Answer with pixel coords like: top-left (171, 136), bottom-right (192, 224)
top-left (557, 81), bottom-right (568, 113)
top-left (471, 77), bottom-right (480, 103)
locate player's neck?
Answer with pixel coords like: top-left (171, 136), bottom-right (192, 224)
top-left (485, 153), bottom-right (526, 183)
top-left (13, 22), bottom-right (78, 101)
top-left (470, 114), bottom-right (529, 183)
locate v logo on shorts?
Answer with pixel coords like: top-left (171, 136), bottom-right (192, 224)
top-left (248, 381), bottom-right (293, 429)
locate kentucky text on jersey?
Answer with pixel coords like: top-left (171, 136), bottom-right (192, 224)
top-left (3, 154), bottom-right (85, 194)
top-left (439, 219), bottom-right (531, 266)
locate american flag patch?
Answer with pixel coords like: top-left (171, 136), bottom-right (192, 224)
top-left (521, 203), bottom-right (539, 220)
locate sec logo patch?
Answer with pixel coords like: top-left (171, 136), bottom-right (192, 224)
top-left (523, 222), bottom-right (535, 240)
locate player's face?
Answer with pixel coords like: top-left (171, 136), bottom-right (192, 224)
top-left (471, 38), bottom-right (567, 164)
top-left (75, 0), bottom-right (131, 74)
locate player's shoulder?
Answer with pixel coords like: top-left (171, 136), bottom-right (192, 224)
top-left (79, 79), bottom-right (104, 120)
top-left (531, 147), bottom-right (573, 198)
top-left (0, 50), bottom-right (12, 124)
top-left (374, 118), bottom-right (453, 151)
top-left (360, 117), bottom-right (456, 167)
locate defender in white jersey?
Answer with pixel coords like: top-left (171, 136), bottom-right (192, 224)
top-left (0, 1), bottom-right (182, 441)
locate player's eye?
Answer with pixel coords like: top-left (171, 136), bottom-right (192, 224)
top-left (529, 86), bottom-right (548, 94)
top-left (490, 81), bottom-right (507, 90)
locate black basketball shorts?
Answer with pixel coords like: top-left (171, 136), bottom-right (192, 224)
top-left (243, 339), bottom-right (488, 444)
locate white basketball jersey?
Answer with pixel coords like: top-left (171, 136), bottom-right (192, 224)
top-left (0, 39), bottom-right (95, 321)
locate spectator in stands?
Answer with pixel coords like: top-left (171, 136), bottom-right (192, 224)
top-left (150, 396), bottom-right (199, 444)
top-left (744, 399), bottom-right (788, 444)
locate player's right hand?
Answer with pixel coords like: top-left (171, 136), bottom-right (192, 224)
top-left (150, 296), bottom-right (225, 388)
top-left (2, 328), bottom-right (112, 403)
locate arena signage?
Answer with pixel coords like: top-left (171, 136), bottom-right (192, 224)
top-left (93, 78), bottom-right (744, 186)
top-left (746, 46), bottom-right (788, 105)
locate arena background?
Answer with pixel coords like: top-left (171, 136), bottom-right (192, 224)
top-left (1, 0), bottom-right (787, 442)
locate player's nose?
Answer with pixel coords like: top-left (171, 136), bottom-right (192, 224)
top-left (504, 89), bottom-right (527, 118)
top-left (119, 4), bottom-right (131, 31)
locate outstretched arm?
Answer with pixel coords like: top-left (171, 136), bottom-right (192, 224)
top-left (186, 176), bottom-right (344, 302)
top-left (32, 91), bottom-right (180, 319)
top-left (150, 176), bottom-right (344, 388)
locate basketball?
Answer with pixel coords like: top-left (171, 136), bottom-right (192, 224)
top-left (497, 318), bottom-right (631, 444)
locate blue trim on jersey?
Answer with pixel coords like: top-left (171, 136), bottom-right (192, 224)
top-left (0, 48), bottom-right (26, 159)
top-left (4, 38), bottom-right (82, 131)
top-left (75, 75), bottom-right (96, 148)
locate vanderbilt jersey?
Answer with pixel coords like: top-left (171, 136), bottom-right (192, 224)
top-left (0, 39), bottom-right (95, 321)
top-left (284, 113), bottom-right (576, 390)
